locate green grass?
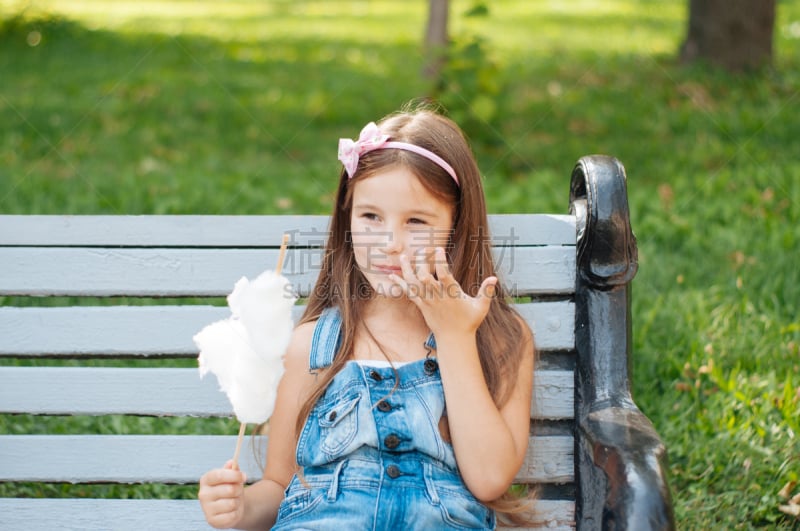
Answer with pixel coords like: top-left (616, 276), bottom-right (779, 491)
top-left (2, 1), bottom-right (799, 528)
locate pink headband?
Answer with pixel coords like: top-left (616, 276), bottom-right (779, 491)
top-left (338, 122), bottom-right (459, 186)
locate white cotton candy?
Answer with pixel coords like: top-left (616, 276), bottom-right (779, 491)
top-left (194, 270), bottom-right (297, 424)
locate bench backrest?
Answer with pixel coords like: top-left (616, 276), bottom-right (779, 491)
top-left (0, 213), bottom-right (578, 530)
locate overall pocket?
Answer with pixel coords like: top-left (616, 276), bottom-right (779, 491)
top-left (432, 483), bottom-right (495, 530)
top-left (317, 394), bottom-right (360, 456)
top-left (276, 480), bottom-right (327, 524)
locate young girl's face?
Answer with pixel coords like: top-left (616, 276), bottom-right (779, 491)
top-left (350, 166), bottom-right (454, 298)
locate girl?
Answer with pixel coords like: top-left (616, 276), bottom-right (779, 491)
top-left (199, 105), bottom-right (535, 530)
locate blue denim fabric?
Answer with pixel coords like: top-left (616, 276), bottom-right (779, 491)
top-left (272, 307), bottom-right (495, 530)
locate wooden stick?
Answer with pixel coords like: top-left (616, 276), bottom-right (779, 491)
top-left (231, 233), bottom-right (291, 469)
top-left (275, 233), bottom-right (289, 275)
top-left (231, 421), bottom-right (247, 470)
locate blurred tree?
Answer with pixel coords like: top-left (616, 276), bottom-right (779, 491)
top-left (423, 0), bottom-right (449, 80)
top-left (680, 0), bottom-right (776, 71)
top-left (429, 2), bottom-right (500, 146)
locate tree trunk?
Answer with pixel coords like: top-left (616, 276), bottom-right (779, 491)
top-left (680, 0), bottom-right (776, 71)
top-left (423, 0), bottom-right (449, 80)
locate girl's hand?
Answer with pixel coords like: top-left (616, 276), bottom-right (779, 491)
top-left (198, 460), bottom-right (247, 529)
top-left (390, 247), bottom-right (497, 336)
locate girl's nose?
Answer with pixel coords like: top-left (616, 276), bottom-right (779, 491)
top-left (380, 234), bottom-right (403, 255)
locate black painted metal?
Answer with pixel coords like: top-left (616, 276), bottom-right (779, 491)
top-left (570, 156), bottom-right (675, 530)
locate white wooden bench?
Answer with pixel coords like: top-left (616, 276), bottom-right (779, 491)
top-left (0, 156), bottom-right (675, 530)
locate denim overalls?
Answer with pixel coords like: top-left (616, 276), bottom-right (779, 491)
top-left (271, 307), bottom-right (496, 530)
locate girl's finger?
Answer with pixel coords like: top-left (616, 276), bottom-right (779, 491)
top-left (414, 247), bottom-right (433, 281)
top-left (475, 277), bottom-right (498, 313)
top-left (434, 247), bottom-right (456, 287)
top-left (208, 468), bottom-right (245, 486)
top-left (478, 276), bottom-right (498, 300)
top-left (399, 253), bottom-right (416, 281)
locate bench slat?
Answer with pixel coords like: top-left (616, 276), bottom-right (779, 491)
top-left (0, 434), bottom-right (574, 484)
top-left (0, 499), bottom-right (223, 531)
top-left (0, 214), bottom-right (576, 247)
top-left (0, 367), bottom-right (574, 420)
top-left (0, 301), bottom-right (573, 356)
top-left (0, 245), bottom-right (575, 297)
top-left (0, 498), bottom-right (575, 531)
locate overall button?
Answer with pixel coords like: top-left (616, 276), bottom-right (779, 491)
top-left (369, 370), bottom-right (382, 381)
top-left (424, 359), bottom-right (438, 374)
top-left (386, 465), bottom-right (401, 479)
top-left (328, 411), bottom-right (337, 421)
top-left (376, 401), bottom-right (392, 412)
top-left (384, 434), bottom-right (400, 449)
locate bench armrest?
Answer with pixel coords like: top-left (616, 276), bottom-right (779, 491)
top-left (570, 156), bottom-right (675, 530)
top-left (579, 405), bottom-right (674, 530)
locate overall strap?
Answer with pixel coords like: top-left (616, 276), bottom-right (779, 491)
top-left (309, 307), bottom-right (343, 370)
top-left (424, 333), bottom-right (436, 352)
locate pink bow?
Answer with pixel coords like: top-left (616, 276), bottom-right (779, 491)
top-left (338, 122), bottom-right (390, 178)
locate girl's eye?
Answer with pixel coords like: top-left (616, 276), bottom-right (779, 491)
top-left (362, 213), bottom-right (379, 221)
top-left (408, 218), bottom-right (426, 225)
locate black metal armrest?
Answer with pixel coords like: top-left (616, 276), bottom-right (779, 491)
top-left (570, 156), bottom-right (676, 530)
top-left (579, 404), bottom-right (673, 530)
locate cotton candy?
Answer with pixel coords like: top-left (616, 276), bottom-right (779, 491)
top-left (194, 270), bottom-right (296, 424)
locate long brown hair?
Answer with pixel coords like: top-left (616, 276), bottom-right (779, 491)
top-left (296, 104), bottom-right (535, 520)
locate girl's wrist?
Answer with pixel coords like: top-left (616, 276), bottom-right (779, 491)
top-left (431, 329), bottom-right (478, 354)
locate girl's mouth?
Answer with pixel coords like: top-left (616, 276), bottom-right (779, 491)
top-left (373, 265), bottom-right (402, 275)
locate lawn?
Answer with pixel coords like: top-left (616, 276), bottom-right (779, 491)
top-left (1, 0), bottom-right (799, 528)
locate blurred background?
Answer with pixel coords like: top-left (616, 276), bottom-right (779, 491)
top-left (1, 1), bottom-right (798, 528)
